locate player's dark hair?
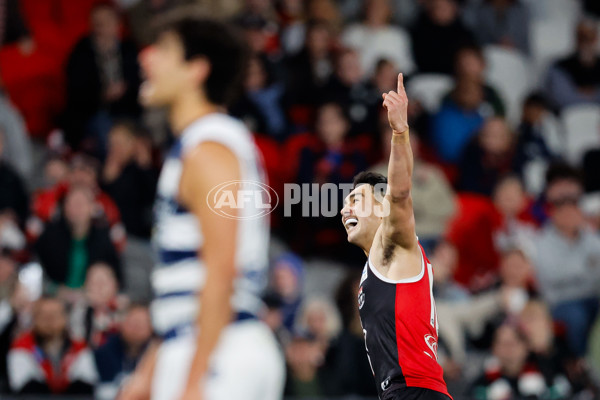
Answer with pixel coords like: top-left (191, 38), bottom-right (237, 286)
top-left (154, 14), bottom-right (249, 106)
top-left (545, 162), bottom-right (583, 188)
top-left (353, 171), bottom-right (388, 200)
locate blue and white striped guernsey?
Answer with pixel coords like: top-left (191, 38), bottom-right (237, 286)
top-left (151, 113), bottom-right (269, 336)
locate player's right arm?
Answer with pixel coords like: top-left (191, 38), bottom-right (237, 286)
top-left (118, 340), bottom-right (159, 400)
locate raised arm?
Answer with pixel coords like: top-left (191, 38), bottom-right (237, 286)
top-left (381, 73), bottom-right (417, 250)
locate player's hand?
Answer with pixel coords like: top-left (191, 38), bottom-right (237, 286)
top-left (118, 371), bottom-right (151, 400)
top-left (382, 73), bottom-right (409, 134)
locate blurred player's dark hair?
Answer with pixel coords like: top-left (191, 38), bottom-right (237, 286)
top-left (353, 171), bottom-right (388, 199)
top-left (154, 14), bottom-right (249, 106)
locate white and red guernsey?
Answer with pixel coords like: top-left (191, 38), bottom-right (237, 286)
top-left (358, 243), bottom-right (451, 399)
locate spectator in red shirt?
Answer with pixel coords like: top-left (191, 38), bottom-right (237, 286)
top-left (7, 297), bottom-right (98, 394)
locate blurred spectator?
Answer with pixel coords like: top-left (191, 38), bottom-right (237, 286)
top-left (35, 186), bottom-right (122, 291)
top-left (0, 0), bottom-right (31, 53)
top-left (341, 0), bottom-right (415, 76)
top-left (464, 0), bottom-right (530, 55)
top-left (288, 103), bottom-right (368, 256)
top-left (295, 297), bottom-right (341, 351)
top-left (513, 93), bottom-right (558, 190)
top-left (518, 300), bottom-right (585, 398)
top-left (63, 2), bottom-right (141, 153)
top-left (305, 0), bottom-right (343, 33)
top-left (0, 252), bottom-right (20, 392)
top-left (42, 156), bottom-right (70, 189)
top-left (545, 19), bottom-right (600, 109)
top-left (70, 263), bottom-right (126, 349)
top-left (231, 55), bottom-right (289, 139)
top-left (431, 241), bottom-right (469, 302)
top-left (237, 13), bottom-right (281, 63)
top-left (492, 176), bottom-right (538, 253)
top-left (284, 19), bottom-right (335, 119)
top-left (533, 163), bottom-right (600, 357)
top-left (0, 130), bottom-right (28, 226)
top-left (372, 116), bottom-right (456, 252)
top-left (101, 122), bottom-right (157, 239)
top-left (581, 193), bottom-right (600, 232)
top-left (284, 332), bottom-right (325, 397)
top-left (8, 297), bottom-right (97, 394)
top-left (411, 0), bottom-right (476, 74)
top-left (277, 0), bottom-right (306, 56)
top-left (28, 154), bottom-right (126, 250)
top-left (0, 97), bottom-right (33, 179)
top-left (319, 270), bottom-right (377, 396)
top-left (432, 45), bottom-right (504, 163)
top-left (322, 49), bottom-right (380, 136)
top-left (94, 304), bottom-right (152, 400)
top-left (262, 290), bottom-right (289, 344)
top-left (457, 117), bottom-right (515, 196)
top-left (583, 0), bottom-right (600, 17)
top-left (270, 252), bottom-right (304, 332)
top-left (470, 323), bottom-right (561, 400)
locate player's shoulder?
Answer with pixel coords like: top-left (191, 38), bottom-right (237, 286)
top-left (181, 113), bottom-right (253, 154)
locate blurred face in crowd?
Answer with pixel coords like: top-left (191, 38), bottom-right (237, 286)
top-left (493, 177), bottom-right (526, 218)
top-left (431, 241), bottom-right (458, 286)
top-left (45, 158), bottom-right (69, 186)
top-left (91, 5), bottom-right (120, 43)
top-left (69, 158), bottom-right (99, 188)
top-left (455, 48), bottom-right (485, 80)
top-left (522, 101), bottom-right (546, 125)
top-left (499, 250), bottom-right (531, 288)
top-left (64, 187), bottom-right (95, 230)
top-left (453, 80), bottom-right (484, 110)
top-left (479, 118), bottom-right (513, 155)
top-left (546, 179), bottom-right (584, 236)
top-left (285, 337), bottom-right (323, 374)
top-left (33, 298), bottom-right (67, 340)
top-left (336, 50), bottom-right (363, 86)
top-left (492, 325), bottom-right (528, 377)
top-left (301, 299), bottom-right (339, 342)
top-left (374, 59), bottom-right (398, 93)
top-left (281, 0), bottom-right (303, 17)
top-left (518, 301), bottom-right (554, 353)
top-left (121, 306), bottom-right (153, 348)
top-left (306, 24), bottom-right (331, 57)
top-left (426, 0), bottom-right (458, 26)
top-left (365, 0), bottom-right (390, 26)
top-left (85, 263), bottom-right (118, 308)
top-left (576, 20), bottom-right (598, 60)
top-left (272, 262), bottom-right (300, 300)
top-left (246, 0), bottom-right (272, 14)
top-left (139, 31), bottom-right (209, 107)
top-left (245, 56), bottom-right (267, 91)
top-left (0, 255), bottom-right (16, 284)
top-left (108, 124), bottom-right (136, 165)
top-left (307, 0), bottom-right (339, 24)
top-left (316, 103), bottom-right (349, 148)
top-left (341, 184), bottom-right (385, 252)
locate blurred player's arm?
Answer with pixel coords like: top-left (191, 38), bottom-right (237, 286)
top-left (381, 73), bottom-right (417, 251)
top-left (178, 141), bottom-right (240, 399)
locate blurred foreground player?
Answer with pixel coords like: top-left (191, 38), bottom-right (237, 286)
top-left (340, 74), bottom-right (452, 400)
top-left (120, 14), bottom-right (284, 400)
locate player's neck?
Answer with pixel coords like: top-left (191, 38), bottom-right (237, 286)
top-left (170, 91), bottom-right (221, 135)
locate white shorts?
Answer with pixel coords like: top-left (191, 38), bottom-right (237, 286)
top-left (151, 320), bottom-right (285, 400)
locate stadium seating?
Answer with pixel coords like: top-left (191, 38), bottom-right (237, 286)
top-left (406, 74), bottom-right (454, 113)
top-left (484, 45), bottom-right (532, 126)
top-left (530, 19), bottom-right (576, 86)
top-left (562, 103), bottom-right (600, 165)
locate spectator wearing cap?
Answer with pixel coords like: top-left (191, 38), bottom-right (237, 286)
top-left (411, 0), bottom-right (476, 74)
top-left (63, 2), bottom-right (141, 154)
top-left (533, 164), bottom-right (600, 357)
top-left (545, 19), bottom-right (600, 109)
top-left (35, 186), bottom-right (122, 295)
top-left (94, 304), bottom-right (152, 400)
top-left (7, 297), bottom-right (98, 394)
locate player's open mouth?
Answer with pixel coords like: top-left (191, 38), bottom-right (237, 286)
top-left (344, 218), bottom-right (358, 231)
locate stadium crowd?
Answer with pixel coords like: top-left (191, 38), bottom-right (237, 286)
top-left (0, 0), bottom-right (600, 399)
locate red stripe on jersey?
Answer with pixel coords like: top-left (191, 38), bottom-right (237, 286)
top-left (393, 246), bottom-right (452, 398)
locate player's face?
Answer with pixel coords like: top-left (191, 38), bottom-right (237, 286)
top-left (139, 31), bottom-right (195, 107)
top-left (341, 185), bottom-right (383, 251)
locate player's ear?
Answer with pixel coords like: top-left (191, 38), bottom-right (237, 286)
top-left (189, 56), bottom-right (211, 88)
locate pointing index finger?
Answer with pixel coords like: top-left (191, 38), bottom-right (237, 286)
top-left (397, 73), bottom-right (405, 94)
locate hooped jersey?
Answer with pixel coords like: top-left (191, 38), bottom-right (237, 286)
top-left (357, 243), bottom-right (451, 399)
top-left (151, 113), bottom-right (269, 335)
